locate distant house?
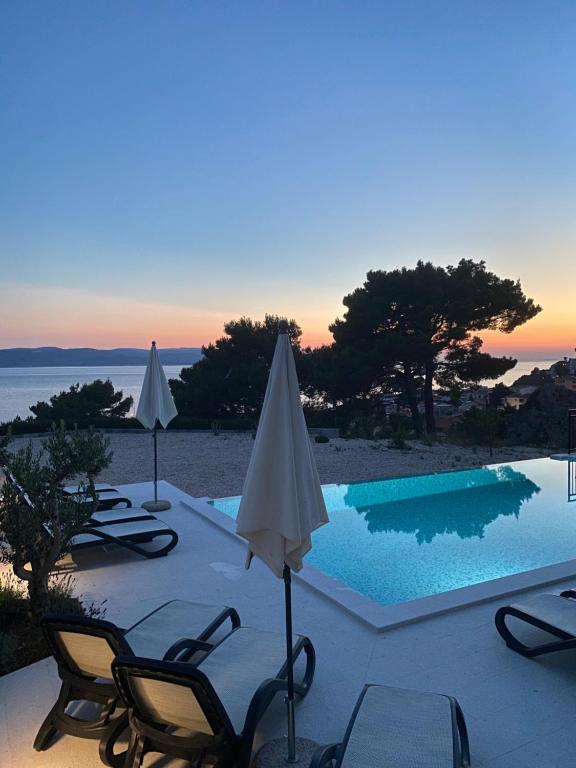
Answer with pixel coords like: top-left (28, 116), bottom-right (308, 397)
top-left (463, 386), bottom-right (490, 406)
top-left (502, 395), bottom-right (529, 411)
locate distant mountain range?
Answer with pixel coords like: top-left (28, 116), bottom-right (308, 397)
top-left (0, 347), bottom-right (203, 367)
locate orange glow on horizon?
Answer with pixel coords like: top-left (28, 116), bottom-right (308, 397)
top-left (0, 280), bottom-right (573, 359)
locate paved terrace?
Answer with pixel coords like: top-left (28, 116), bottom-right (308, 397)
top-left (1, 480), bottom-right (575, 767)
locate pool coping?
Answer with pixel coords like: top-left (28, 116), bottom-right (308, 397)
top-left (183, 494), bottom-right (576, 633)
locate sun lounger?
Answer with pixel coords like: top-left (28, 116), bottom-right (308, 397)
top-left (112, 626), bottom-right (316, 768)
top-left (88, 506), bottom-right (156, 526)
top-left (62, 483), bottom-right (134, 512)
top-left (34, 600), bottom-right (241, 767)
top-left (310, 684), bottom-right (470, 768)
top-left (5, 469), bottom-right (178, 560)
top-left (62, 482), bottom-right (119, 495)
top-left (69, 518), bottom-right (178, 559)
top-left (495, 590), bottom-right (576, 657)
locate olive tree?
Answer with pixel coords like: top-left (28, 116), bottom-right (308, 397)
top-left (0, 425), bottom-right (112, 622)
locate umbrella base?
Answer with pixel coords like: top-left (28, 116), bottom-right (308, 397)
top-left (141, 499), bottom-right (172, 512)
top-left (253, 737), bottom-right (319, 767)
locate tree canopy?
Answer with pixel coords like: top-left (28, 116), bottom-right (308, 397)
top-left (170, 315), bottom-right (302, 419)
top-left (30, 379), bottom-right (133, 422)
top-left (328, 259), bottom-right (541, 433)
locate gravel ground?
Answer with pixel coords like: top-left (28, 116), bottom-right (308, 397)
top-left (10, 432), bottom-right (548, 499)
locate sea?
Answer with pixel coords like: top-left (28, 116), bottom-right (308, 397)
top-left (0, 360), bottom-right (557, 425)
top-left (0, 365), bottom-right (184, 424)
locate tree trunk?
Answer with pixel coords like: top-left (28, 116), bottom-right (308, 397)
top-left (403, 367), bottom-right (422, 436)
top-left (28, 559), bottom-right (50, 625)
top-left (424, 360), bottom-right (436, 434)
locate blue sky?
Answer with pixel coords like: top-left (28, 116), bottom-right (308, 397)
top-left (1, 0), bottom-right (575, 355)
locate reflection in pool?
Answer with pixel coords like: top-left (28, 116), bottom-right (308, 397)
top-left (211, 459), bottom-right (576, 606)
top-left (345, 466), bottom-right (540, 544)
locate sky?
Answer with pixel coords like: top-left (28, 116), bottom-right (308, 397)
top-left (1, 0), bottom-right (575, 359)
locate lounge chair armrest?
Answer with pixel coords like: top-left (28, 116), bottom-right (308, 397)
top-left (163, 637), bottom-right (213, 662)
top-left (99, 496), bottom-right (133, 510)
top-left (310, 743), bottom-right (341, 768)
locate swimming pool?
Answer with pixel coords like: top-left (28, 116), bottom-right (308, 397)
top-left (210, 458), bottom-right (576, 606)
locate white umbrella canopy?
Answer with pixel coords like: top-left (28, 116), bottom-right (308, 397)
top-left (136, 341), bottom-right (178, 429)
top-left (136, 341), bottom-right (178, 510)
top-left (236, 322), bottom-right (328, 762)
top-left (236, 331), bottom-right (328, 575)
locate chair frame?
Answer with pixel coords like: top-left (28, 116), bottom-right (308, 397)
top-left (70, 519), bottom-right (179, 559)
top-left (88, 506), bottom-right (158, 526)
top-left (495, 590), bottom-right (576, 657)
top-left (310, 683), bottom-right (470, 768)
top-left (34, 604), bottom-right (241, 766)
top-left (61, 485), bottom-right (134, 512)
top-left (113, 631), bottom-right (316, 768)
top-left (34, 615), bottom-right (132, 767)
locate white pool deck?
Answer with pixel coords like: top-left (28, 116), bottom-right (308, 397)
top-left (2, 479), bottom-right (576, 767)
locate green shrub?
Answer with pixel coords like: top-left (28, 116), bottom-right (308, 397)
top-left (30, 379), bottom-right (133, 422)
top-left (0, 573), bottom-right (105, 676)
top-left (450, 407), bottom-right (505, 456)
top-left (388, 433), bottom-right (411, 450)
top-left (314, 434), bottom-right (330, 444)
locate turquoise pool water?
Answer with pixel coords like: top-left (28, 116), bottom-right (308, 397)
top-left (211, 458), bottom-right (576, 606)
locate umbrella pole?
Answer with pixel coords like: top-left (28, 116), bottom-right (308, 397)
top-left (153, 424), bottom-right (158, 503)
top-left (284, 563), bottom-right (297, 763)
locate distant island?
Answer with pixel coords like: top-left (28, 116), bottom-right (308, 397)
top-left (0, 347), bottom-right (203, 367)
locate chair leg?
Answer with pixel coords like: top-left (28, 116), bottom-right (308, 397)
top-left (33, 709), bottom-right (59, 751)
top-left (98, 710), bottom-right (129, 768)
top-left (33, 680), bottom-right (72, 751)
top-left (125, 731), bottom-right (147, 768)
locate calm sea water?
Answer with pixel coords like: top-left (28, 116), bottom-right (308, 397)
top-left (0, 360), bottom-right (554, 424)
top-left (0, 365), bottom-right (184, 423)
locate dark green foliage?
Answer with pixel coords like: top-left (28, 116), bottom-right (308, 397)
top-left (340, 402), bottom-right (389, 439)
top-left (506, 384), bottom-right (576, 448)
top-left (510, 367), bottom-right (554, 389)
top-left (314, 434), bottom-right (329, 444)
top-left (489, 383), bottom-right (512, 407)
top-left (170, 315), bottom-right (302, 419)
top-left (329, 260), bottom-right (540, 434)
top-left (0, 425), bottom-right (112, 622)
top-left (0, 573), bottom-right (105, 676)
top-left (30, 379), bottom-right (133, 421)
top-left (0, 415), bottom-right (259, 436)
top-left (450, 407), bottom-right (506, 455)
top-left (387, 413), bottom-right (413, 449)
top-left (300, 343), bottom-right (383, 407)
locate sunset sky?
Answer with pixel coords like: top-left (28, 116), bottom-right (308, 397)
top-left (1, 1), bottom-right (575, 359)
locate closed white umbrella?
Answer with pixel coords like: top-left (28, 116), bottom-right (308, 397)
top-left (136, 341), bottom-right (178, 511)
top-left (236, 321), bottom-right (328, 762)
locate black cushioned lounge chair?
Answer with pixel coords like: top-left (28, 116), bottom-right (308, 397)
top-left (34, 600), bottom-right (241, 767)
top-left (310, 684), bottom-right (470, 768)
top-left (62, 482), bottom-right (134, 512)
top-left (6, 469), bottom-right (179, 560)
top-left (88, 506), bottom-right (157, 526)
top-left (112, 626), bottom-right (316, 768)
top-left (68, 517), bottom-right (179, 558)
top-left (495, 590), bottom-right (576, 657)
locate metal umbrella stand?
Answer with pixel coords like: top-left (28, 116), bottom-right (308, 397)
top-left (284, 563), bottom-right (296, 762)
